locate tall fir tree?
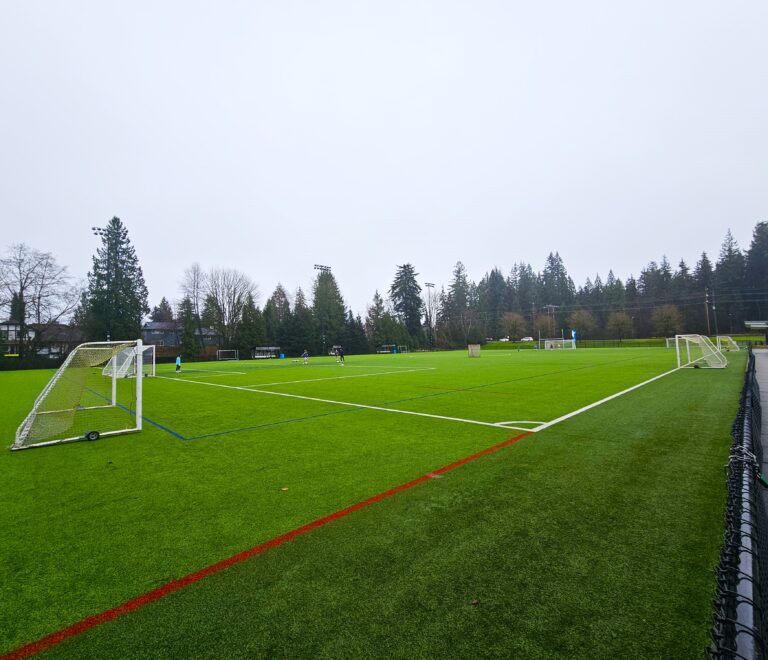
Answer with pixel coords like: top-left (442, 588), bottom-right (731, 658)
top-left (150, 297), bottom-right (174, 322)
top-left (83, 217), bottom-right (149, 341)
top-left (745, 221), bottom-right (768, 319)
top-left (389, 264), bottom-right (423, 340)
top-left (312, 270), bottom-right (346, 354)
top-left (177, 296), bottom-right (201, 360)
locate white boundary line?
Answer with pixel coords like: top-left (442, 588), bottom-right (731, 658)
top-left (530, 366), bottom-right (681, 432)
top-left (158, 365), bottom-right (683, 435)
top-left (158, 376), bottom-right (507, 429)
top-left (243, 367), bottom-right (435, 388)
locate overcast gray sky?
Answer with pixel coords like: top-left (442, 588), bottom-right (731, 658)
top-left (1, 1), bottom-right (766, 315)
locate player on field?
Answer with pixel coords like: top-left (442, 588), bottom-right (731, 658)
top-left (338, 347), bottom-right (345, 366)
top-left (302, 349), bottom-right (309, 365)
top-left (175, 355), bottom-right (181, 373)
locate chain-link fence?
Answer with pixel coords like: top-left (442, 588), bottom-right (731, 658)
top-left (710, 348), bottom-right (766, 658)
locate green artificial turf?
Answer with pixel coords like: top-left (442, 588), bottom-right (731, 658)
top-left (0, 348), bottom-right (743, 657)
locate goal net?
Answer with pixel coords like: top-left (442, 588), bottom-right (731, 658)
top-left (675, 334), bottom-right (727, 369)
top-left (217, 349), bottom-right (239, 361)
top-left (468, 344), bottom-right (481, 358)
top-left (102, 344), bottom-right (155, 378)
top-left (544, 338), bottom-right (575, 350)
top-left (665, 337), bottom-right (675, 349)
top-left (12, 340), bottom-right (144, 451)
top-left (716, 335), bottom-right (740, 352)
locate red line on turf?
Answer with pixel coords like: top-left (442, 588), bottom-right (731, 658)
top-left (3, 431), bottom-right (531, 659)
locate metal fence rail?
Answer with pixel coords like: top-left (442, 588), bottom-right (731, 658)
top-left (710, 348), bottom-right (766, 658)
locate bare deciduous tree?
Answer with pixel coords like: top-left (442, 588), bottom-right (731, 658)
top-left (0, 244), bottom-right (81, 357)
top-left (205, 267), bottom-right (259, 346)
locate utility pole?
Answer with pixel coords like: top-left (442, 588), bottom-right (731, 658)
top-left (425, 282), bottom-right (435, 348)
top-left (711, 288), bottom-right (719, 336)
top-left (704, 288), bottom-right (711, 336)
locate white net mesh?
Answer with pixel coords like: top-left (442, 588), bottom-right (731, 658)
top-left (13, 341), bottom-right (142, 450)
top-left (676, 335), bottom-right (728, 369)
top-left (468, 344), bottom-right (481, 358)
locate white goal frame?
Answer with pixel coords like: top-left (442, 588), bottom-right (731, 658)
top-left (675, 334), bottom-right (727, 369)
top-left (12, 340), bottom-right (144, 450)
top-left (544, 338), bottom-right (575, 350)
top-left (716, 335), bottom-right (740, 352)
top-left (468, 344), bottom-right (481, 358)
top-left (217, 349), bottom-right (239, 361)
top-left (103, 343), bottom-right (156, 378)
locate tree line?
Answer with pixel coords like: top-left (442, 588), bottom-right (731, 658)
top-left (2, 218), bottom-right (767, 360)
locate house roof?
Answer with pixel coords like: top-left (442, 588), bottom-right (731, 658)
top-left (143, 321), bottom-right (178, 331)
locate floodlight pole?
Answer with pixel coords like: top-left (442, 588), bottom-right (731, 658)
top-left (314, 264), bottom-right (332, 355)
top-left (92, 225), bottom-right (112, 341)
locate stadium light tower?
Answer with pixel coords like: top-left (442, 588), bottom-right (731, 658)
top-left (314, 264), bottom-right (332, 273)
top-left (91, 225), bottom-right (113, 341)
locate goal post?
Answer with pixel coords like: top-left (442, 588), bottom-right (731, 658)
top-left (468, 344), bottom-right (481, 358)
top-left (544, 338), bottom-right (575, 350)
top-left (12, 340), bottom-right (144, 451)
top-left (716, 335), bottom-right (740, 352)
top-left (217, 349), bottom-right (239, 361)
top-left (675, 334), bottom-right (727, 369)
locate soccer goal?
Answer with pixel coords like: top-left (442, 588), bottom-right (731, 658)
top-left (716, 335), bottom-right (740, 352)
top-left (102, 343), bottom-right (156, 378)
top-left (217, 349), bottom-right (239, 361)
top-left (665, 337), bottom-right (675, 349)
top-left (468, 344), bottom-right (481, 358)
top-left (544, 338), bottom-right (575, 350)
top-left (12, 340), bottom-right (144, 451)
top-left (675, 334), bottom-right (727, 369)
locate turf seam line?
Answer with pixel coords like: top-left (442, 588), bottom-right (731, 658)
top-left (2, 431), bottom-right (531, 660)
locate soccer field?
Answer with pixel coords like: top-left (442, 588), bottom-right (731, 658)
top-left (0, 348), bottom-right (744, 657)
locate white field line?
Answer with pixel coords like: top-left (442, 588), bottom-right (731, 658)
top-left (531, 366), bottom-right (681, 432)
top-left (176, 370), bottom-right (247, 377)
top-left (242, 367), bottom-right (435, 387)
top-left (158, 376), bottom-right (507, 429)
top-left (496, 420), bottom-right (545, 426)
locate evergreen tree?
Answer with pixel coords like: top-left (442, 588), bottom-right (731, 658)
top-left (264, 284), bottom-right (291, 344)
top-left (9, 291), bottom-right (24, 322)
top-left (281, 288), bottom-right (315, 357)
top-left (714, 230), bottom-right (746, 334)
top-left (178, 296), bottom-right (201, 360)
top-left (84, 217), bottom-right (149, 341)
top-left (389, 264), bottom-right (423, 340)
top-left (440, 262), bottom-right (478, 346)
top-left (235, 293), bottom-right (266, 358)
top-left (365, 291), bottom-right (387, 350)
top-left (312, 270), bottom-right (346, 354)
top-left (342, 309), bottom-right (368, 354)
top-left (150, 297), bottom-right (174, 322)
top-left (745, 221), bottom-right (768, 319)
top-left (477, 268), bottom-right (507, 340)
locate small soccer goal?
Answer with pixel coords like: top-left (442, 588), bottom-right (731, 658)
top-left (103, 343), bottom-right (156, 378)
top-left (216, 349), bottom-right (239, 361)
top-left (544, 338), bottom-right (575, 350)
top-left (675, 334), bottom-right (727, 369)
top-left (12, 340), bottom-right (145, 450)
top-left (665, 337), bottom-right (675, 349)
top-left (716, 336), bottom-right (740, 352)
top-left (468, 344), bottom-right (481, 358)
